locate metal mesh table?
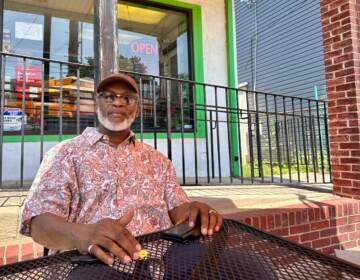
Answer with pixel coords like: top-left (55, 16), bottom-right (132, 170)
top-left (1, 219), bottom-right (360, 279)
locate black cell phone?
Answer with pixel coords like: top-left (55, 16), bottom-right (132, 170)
top-left (70, 254), bottom-right (100, 264)
top-left (160, 222), bottom-right (201, 243)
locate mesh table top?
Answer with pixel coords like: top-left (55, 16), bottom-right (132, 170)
top-left (1, 219), bottom-right (360, 280)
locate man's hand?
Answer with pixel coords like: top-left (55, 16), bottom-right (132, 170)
top-left (75, 208), bottom-right (141, 265)
top-left (169, 202), bottom-right (223, 236)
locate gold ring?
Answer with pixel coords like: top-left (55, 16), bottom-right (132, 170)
top-left (209, 209), bottom-right (217, 215)
top-left (87, 244), bottom-right (95, 255)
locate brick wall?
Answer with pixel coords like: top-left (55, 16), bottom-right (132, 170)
top-left (0, 243), bottom-right (43, 265)
top-left (1, 198), bottom-right (359, 263)
top-left (320, 0), bottom-right (360, 198)
top-left (225, 198), bottom-right (360, 255)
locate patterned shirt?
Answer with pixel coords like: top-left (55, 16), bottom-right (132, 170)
top-left (20, 127), bottom-right (189, 238)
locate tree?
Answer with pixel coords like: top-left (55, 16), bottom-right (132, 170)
top-left (118, 55), bottom-right (147, 74)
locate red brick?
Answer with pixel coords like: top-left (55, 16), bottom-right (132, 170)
top-left (329, 206), bottom-right (336, 218)
top-left (313, 238), bottom-right (331, 249)
top-left (352, 165), bottom-right (360, 172)
top-left (290, 224), bottom-right (310, 235)
top-left (309, 209), bottom-right (315, 221)
top-left (289, 212), bottom-right (295, 226)
top-left (331, 233), bottom-right (349, 244)
top-left (267, 215), bottom-right (275, 230)
top-left (296, 211), bottom-right (302, 224)
top-left (343, 203), bottom-right (349, 216)
top-left (354, 203), bottom-right (359, 214)
top-left (268, 228), bottom-right (289, 237)
top-left (341, 172), bottom-right (360, 180)
top-left (287, 235), bottom-right (300, 243)
top-left (6, 245), bottom-right (19, 264)
top-left (315, 208), bottom-right (321, 220)
top-left (302, 242), bottom-right (312, 248)
top-left (349, 231), bottom-right (360, 240)
top-left (34, 243), bottom-right (44, 258)
top-left (332, 160), bottom-right (351, 168)
top-left (0, 246), bottom-right (4, 265)
top-left (341, 158), bottom-right (360, 164)
top-left (338, 128), bottom-right (360, 136)
top-left (21, 243), bottom-right (34, 261)
top-left (260, 216), bottom-right (267, 229)
top-left (252, 217), bottom-right (259, 228)
top-left (302, 210), bottom-right (309, 223)
top-left (348, 215), bottom-right (360, 224)
top-left (337, 112), bottom-right (359, 120)
top-left (343, 187), bottom-right (360, 196)
top-left (300, 231), bottom-right (320, 242)
top-left (275, 214), bottom-right (281, 228)
top-left (320, 227), bottom-right (337, 237)
top-left (326, 62), bottom-right (344, 72)
top-left (332, 179), bottom-right (352, 189)
top-left (282, 213), bottom-right (289, 227)
top-left (311, 221), bottom-right (330, 231)
top-left (322, 244), bottom-right (340, 255)
top-left (342, 240), bottom-right (358, 249)
top-left (350, 135), bottom-right (360, 141)
top-left (244, 218), bottom-right (251, 225)
top-left (340, 142), bottom-right (360, 150)
top-left (320, 207), bottom-right (329, 220)
top-left (339, 224), bottom-right (356, 233)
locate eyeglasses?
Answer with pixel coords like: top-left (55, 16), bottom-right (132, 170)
top-left (98, 91), bottom-right (139, 105)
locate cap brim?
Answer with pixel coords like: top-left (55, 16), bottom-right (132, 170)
top-left (96, 74), bottom-right (139, 94)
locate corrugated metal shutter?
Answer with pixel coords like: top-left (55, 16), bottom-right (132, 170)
top-left (234, 0), bottom-right (327, 101)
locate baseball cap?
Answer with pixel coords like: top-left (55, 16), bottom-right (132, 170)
top-left (96, 73), bottom-right (139, 94)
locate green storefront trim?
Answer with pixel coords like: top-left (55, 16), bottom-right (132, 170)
top-left (225, 0), bottom-right (240, 177)
top-left (3, 132), bottom-right (197, 143)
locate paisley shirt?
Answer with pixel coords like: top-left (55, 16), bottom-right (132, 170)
top-left (20, 127), bottom-right (189, 237)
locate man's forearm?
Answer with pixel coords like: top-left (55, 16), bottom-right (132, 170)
top-left (31, 213), bottom-right (89, 251)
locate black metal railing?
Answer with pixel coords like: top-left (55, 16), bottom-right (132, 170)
top-left (0, 52), bottom-right (331, 189)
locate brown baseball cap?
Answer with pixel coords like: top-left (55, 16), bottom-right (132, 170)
top-left (96, 73), bottom-right (139, 94)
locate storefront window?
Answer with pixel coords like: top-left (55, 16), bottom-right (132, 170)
top-left (117, 1), bottom-right (193, 131)
top-left (3, 0), bottom-right (95, 135)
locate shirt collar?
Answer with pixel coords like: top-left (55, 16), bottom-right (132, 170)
top-left (82, 127), bottom-right (136, 146)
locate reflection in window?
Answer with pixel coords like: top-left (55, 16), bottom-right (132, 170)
top-left (3, 0), bottom-right (95, 135)
top-left (118, 1), bottom-right (193, 132)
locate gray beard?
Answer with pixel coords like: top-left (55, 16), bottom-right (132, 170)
top-left (96, 107), bottom-right (135, 132)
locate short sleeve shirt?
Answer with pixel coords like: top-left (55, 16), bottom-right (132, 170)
top-left (20, 127), bottom-right (189, 237)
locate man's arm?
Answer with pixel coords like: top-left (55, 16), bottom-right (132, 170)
top-left (168, 201), bottom-right (223, 236)
top-left (31, 209), bottom-right (141, 265)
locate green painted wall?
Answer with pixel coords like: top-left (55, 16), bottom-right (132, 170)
top-left (225, 0), bottom-right (240, 177)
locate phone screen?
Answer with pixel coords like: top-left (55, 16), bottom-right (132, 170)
top-left (165, 223), bottom-right (193, 236)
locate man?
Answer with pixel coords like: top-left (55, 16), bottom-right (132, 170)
top-left (20, 73), bottom-right (223, 266)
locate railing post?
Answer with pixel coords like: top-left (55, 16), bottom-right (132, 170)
top-left (94, 0), bottom-right (118, 83)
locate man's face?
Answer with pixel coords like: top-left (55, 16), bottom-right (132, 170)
top-left (96, 82), bottom-right (139, 132)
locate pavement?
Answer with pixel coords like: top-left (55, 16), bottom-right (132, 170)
top-left (0, 184), bottom-right (335, 247)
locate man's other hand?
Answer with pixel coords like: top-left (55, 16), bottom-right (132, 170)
top-left (169, 202), bottom-right (223, 236)
top-left (76, 208), bottom-right (141, 265)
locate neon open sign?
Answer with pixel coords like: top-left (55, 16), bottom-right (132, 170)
top-left (130, 41), bottom-right (158, 55)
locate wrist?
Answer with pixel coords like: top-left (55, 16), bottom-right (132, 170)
top-left (68, 223), bottom-right (93, 252)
